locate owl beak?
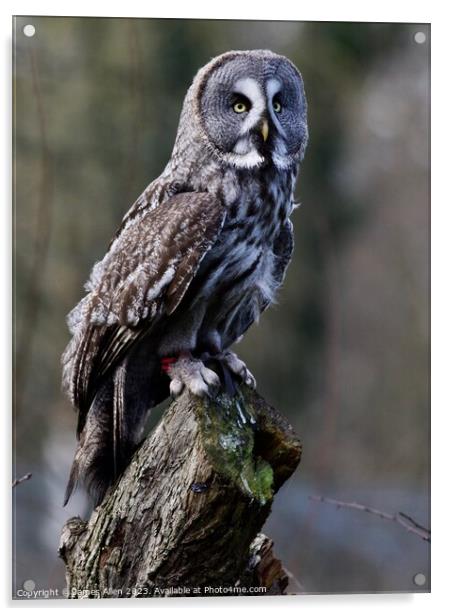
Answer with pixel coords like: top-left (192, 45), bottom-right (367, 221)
top-left (261, 119), bottom-right (269, 142)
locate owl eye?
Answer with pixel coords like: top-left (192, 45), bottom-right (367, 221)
top-left (273, 99), bottom-right (282, 113)
top-left (233, 100), bottom-right (248, 114)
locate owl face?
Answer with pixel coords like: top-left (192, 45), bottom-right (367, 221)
top-left (197, 50), bottom-right (308, 169)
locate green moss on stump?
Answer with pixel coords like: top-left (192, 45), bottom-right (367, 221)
top-left (195, 388), bottom-right (274, 505)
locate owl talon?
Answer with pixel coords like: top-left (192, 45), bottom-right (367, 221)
top-left (169, 376), bottom-right (184, 397)
top-left (219, 351), bottom-right (257, 390)
top-left (167, 354), bottom-right (220, 398)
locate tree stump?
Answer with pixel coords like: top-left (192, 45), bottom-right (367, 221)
top-left (59, 385), bottom-right (302, 598)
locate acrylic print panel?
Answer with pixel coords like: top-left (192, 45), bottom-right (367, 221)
top-left (12, 16), bottom-right (430, 598)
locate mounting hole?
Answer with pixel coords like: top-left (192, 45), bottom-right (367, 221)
top-left (414, 31), bottom-right (426, 44)
top-left (23, 579), bottom-right (35, 591)
top-left (23, 24), bottom-right (35, 37)
top-left (413, 573), bottom-right (426, 586)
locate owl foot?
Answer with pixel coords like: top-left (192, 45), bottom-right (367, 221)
top-left (167, 353), bottom-right (221, 398)
top-left (218, 351), bottom-right (257, 389)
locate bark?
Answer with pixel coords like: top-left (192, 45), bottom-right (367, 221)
top-left (59, 385), bottom-right (302, 598)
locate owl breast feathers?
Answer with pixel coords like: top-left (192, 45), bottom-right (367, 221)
top-left (62, 49), bottom-right (308, 505)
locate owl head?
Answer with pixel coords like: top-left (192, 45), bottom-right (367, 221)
top-left (184, 49), bottom-right (308, 170)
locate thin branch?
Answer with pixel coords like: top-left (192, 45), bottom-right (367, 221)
top-left (12, 473), bottom-right (32, 488)
top-left (309, 495), bottom-right (430, 543)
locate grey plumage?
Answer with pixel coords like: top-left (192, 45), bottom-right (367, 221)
top-left (62, 49), bottom-right (308, 505)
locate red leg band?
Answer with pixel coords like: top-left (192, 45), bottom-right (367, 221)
top-left (161, 356), bottom-right (178, 374)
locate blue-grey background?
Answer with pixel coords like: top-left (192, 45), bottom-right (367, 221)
top-left (13, 17), bottom-right (430, 596)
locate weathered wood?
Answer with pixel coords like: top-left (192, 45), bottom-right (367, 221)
top-left (59, 386), bottom-right (301, 598)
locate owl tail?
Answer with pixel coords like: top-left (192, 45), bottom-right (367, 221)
top-left (64, 352), bottom-right (167, 507)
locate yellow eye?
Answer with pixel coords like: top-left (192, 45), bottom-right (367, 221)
top-left (233, 101), bottom-right (247, 113)
top-left (273, 100), bottom-right (282, 113)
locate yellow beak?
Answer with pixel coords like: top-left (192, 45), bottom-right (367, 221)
top-left (261, 119), bottom-right (269, 142)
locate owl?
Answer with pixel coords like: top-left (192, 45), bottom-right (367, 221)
top-left (62, 49), bottom-right (308, 505)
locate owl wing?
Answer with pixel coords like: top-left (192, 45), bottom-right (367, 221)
top-left (63, 192), bottom-right (226, 432)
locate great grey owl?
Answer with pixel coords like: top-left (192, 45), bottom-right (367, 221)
top-left (62, 49), bottom-right (308, 506)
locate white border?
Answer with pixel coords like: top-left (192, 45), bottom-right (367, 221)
top-left (0, 1), bottom-right (435, 21)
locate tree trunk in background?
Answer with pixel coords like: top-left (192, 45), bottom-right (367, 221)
top-left (59, 386), bottom-right (302, 598)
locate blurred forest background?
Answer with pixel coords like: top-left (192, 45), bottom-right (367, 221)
top-left (13, 17), bottom-right (430, 596)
